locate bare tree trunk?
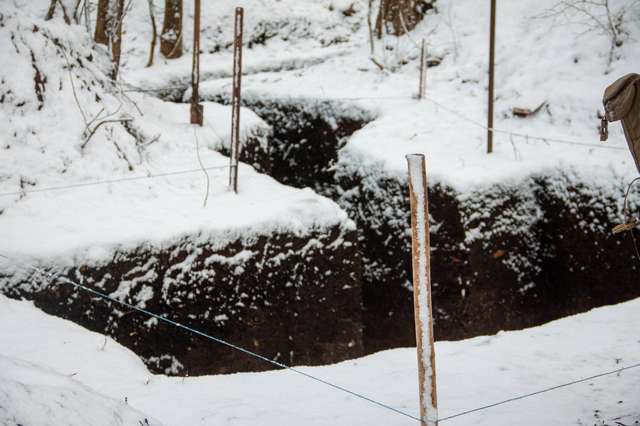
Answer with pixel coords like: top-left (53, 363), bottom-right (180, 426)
top-left (161, 0), bottom-right (183, 59)
top-left (73, 0), bottom-right (82, 23)
top-left (190, 0), bottom-right (203, 125)
top-left (45, 0), bottom-right (71, 24)
top-left (94, 0), bottom-right (111, 45)
top-left (110, 0), bottom-right (125, 80)
top-left (146, 0), bottom-right (158, 67)
top-left (45, 0), bottom-right (57, 20)
top-left (376, 0), bottom-right (427, 37)
top-left (367, 0), bottom-right (375, 54)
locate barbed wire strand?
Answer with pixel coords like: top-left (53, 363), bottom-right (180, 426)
top-left (0, 165), bottom-right (230, 198)
top-left (1, 252), bottom-right (639, 424)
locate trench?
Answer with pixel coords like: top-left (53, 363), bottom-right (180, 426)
top-left (5, 88), bottom-right (640, 376)
top-left (201, 92), bottom-right (640, 355)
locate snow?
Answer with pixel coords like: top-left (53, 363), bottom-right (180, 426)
top-left (174, 0), bottom-right (640, 191)
top-left (0, 3), bottom-right (353, 265)
top-left (3, 0), bottom-right (638, 262)
top-left (0, 356), bottom-right (158, 426)
top-left (2, 0), bottom-right (640, 422)
top-left (0, 294), bottom-right (638, 425)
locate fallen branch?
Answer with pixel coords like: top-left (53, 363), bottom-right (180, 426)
top-left (370, 56), bottom-right (385, 71)
top-left (512, 101), bottom-right (547, 118)
top-left (45, 0), bottom-right (71, 24)
top-left (82, 117), bottom-right (134, 150)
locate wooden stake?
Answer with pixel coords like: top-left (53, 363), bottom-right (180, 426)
top-left (406, 154), bottom-right (438, 426)
top-left (418, 39), bottom-right (427, 100)
top-left (229, 7), bottom-right (244, 193)
top-left (487, 0), bottom-right (496, 154)
top-left (190, 0), bottom-right (203, 125)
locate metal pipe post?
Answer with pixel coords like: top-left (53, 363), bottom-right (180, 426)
top-left (229, 7), bottom-right (244, 193)
top-left (406, 153), bottom-right (438, 426)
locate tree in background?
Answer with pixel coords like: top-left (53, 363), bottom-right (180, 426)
top-left (190, 0), bottom-right (203, 124)
top-left (45, 0), bottom-right (71, 24)
top-left (161, 0), bottom-right (183, 59)
top-left (92, 0), bottom-right (126, 79)
top-left (110, 0), bottom-right (125, 79)
top-left (146, 0), bottom-right (158, 67)
top-left (375, 0), bottom-right (434, 37)
top-left (94, 0), bottom-right (111, 45)
top-left (540, 0), bottom-right (640, 69)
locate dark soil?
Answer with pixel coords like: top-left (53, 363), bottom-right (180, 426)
top-left (201, 94), bottom-right (373, 194)
top-left (2, 224), bottom-right (363, 375)
top-left (5, 93), bottom-right (639, 375)
top-left (202, 95), bottom-right (640, 354)
top-left (338, 165), bottom-right (640, 353)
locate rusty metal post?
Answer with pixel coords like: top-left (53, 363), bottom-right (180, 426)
top-left (487, 0), bottom-right (496, 154)
top-left (406, 154), bottom-right (438, 426)
top-left (418, 39), bottom-right (427, 100)
top-left (229, 7), bottom-right (244, 193)
top-left (190, 0), bottom-right (203, 125)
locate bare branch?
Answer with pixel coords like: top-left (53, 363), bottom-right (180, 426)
top-left (146, 0), bottom-right (158, 67)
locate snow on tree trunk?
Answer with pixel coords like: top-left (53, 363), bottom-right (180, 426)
top-left (375, 0), bottom-right (429, 37)
top-left (161, 0), bottom-right (183, 59)
top-left (110, 0), bottom-right (125, 80)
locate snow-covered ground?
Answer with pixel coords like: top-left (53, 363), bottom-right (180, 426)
top-left (0, 1), bottom-right (353, 266)
top-left (2, 1), bottom-right (640, 423)
top-left (2, 0), bottom-right (639, 259)
top-left (1, 293), bottom-right (638, 426)
top-left (130, 0), bottom-right (640, 188)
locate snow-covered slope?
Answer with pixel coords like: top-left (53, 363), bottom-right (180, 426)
top-left (1, 294), bottom-right (638, 426)
top-left (3, 0), bottom-right (638, 260)
top-left (0, 3), bottom-right (352, 263)
top-left (63, 0), bottom-right (635, 190)
top-left (0, 356), bottom-right (158, 426)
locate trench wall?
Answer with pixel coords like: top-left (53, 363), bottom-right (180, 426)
top-left (1, 223), bottom-right (363, 375)
top-left (337, 157), bottom-right (640, 352)
top-left (209, 95), bottom-right (640, 354)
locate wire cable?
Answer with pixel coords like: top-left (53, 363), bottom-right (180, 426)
top-left (101, 83), bottom-right (627, 152)
top-left (2, 252), bottom-right (639, 424)
top-left (204, 91), bottom-right (627, 151)
top-left (422, 96), bottom-right (627, 151)
top-left (0, 254), bottom-right (425, 424)
top-left (439, 362), bottom-right (640, 422)
top-left (0, 165), bottom-right (229, 198)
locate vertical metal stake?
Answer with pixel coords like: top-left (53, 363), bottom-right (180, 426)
top-left (229, 7), bottom-right (244, 193)
top-left (419, 39), bottom-right (427, 100)
top-left (406, 154), bottom-right (438, 426)
top-left (487, 0), bottom-right (496, 154)
top-left (190, 0), bottom-right (203, 125)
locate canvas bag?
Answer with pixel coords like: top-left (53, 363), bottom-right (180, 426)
top-left (602, 73), bottom-right (640, 173)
